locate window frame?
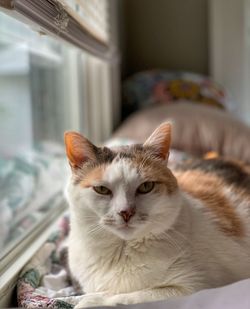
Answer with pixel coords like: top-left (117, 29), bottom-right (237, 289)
top-left (0, 201), bottom-right (67, 306)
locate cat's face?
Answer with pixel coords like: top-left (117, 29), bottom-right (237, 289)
top-left (65, 123), bottom-right (180, 240)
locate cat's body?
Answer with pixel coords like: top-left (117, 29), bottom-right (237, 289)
top-left (64, 124), bottom-right (250, 308)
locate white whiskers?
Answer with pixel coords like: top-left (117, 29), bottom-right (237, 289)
top-left (86, 223), bottom-right (104, 237)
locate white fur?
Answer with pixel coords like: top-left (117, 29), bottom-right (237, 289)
top-left (65, 159), bottom-right (250, 308)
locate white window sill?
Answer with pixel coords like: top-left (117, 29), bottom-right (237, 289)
top-left (0, 200), bottom-right (67, 307)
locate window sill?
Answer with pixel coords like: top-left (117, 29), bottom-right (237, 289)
top-left (0, 199), bottom-right (67, 308)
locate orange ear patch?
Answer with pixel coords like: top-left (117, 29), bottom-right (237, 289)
top-left (64, 131), bottom-right (96, 169)
top-left (143, 122), bottom-right (171, 160)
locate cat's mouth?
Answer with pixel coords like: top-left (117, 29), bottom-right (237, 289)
top-left (102, 219), bottom-right (139, 238)
top-left (117, 223), bottom-right (134, 230)
top-left (102, 218), bottom-right (136, 230)
top-left (102, 221), bottom-right (142, 240)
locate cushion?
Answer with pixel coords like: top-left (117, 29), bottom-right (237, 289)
top-left (122, 71), bottom-right (232, 117)
top-left (114, 102), bottom-right (250, 164)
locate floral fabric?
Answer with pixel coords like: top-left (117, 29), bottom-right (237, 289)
top-left (17, 215), bottom-right (75, 309)
top-left (122, 70), bottom-right (233, 116)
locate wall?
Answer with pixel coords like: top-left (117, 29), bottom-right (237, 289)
top-left (121, 0), bottom-right (209, 78)
top-left (210, 0), bottom-right (250, 124)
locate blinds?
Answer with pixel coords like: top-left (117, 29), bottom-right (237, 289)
top-left (0, 0), bottom-right (112, 59)
top-left (62, 0), bottom-right (110, 43)
top-left (0, 0), bottom-right (12, 9)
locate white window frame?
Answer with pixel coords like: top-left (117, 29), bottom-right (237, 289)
top-left (0, 200), bottom-right (67, 306)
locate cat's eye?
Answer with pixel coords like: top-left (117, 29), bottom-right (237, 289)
top-left (137, 181), bottom-right (155, 194)
top-left (93, 186), bottom-right (112, 195)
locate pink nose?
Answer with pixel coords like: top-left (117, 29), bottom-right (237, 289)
top-left (118, 208), bottom-right (136, 223)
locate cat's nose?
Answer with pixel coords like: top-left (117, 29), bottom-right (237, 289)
top-left (118, 208), bottom-right (136, 223)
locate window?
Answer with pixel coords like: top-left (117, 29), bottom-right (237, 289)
top-left (0, 0), bottom-right (119, 302)
top-left (0, 11), bottom-right (89, 259)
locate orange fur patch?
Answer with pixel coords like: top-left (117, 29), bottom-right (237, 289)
top-left (175, 170), bottom-right (244, 237)
top-left (80, 166), bottom-right (105, 188)
top-left (232, 160), bottom-right (250, 174)
top-left (204, 151), bottom-right (219, 159)
top-left (132, 153), bottom-right (178, 194)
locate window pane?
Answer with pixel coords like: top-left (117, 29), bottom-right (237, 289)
top-left (0, 12), bottom-right (86, 257)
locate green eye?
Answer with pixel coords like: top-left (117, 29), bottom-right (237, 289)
top-left (93, 186), bottom-right (112, 195)
top-left (137, 181), bottom-right (155, 194)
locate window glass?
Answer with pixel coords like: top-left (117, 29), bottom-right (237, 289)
top-left (0, 12), bottom-right (86, 257)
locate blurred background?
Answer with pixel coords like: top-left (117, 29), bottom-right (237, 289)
top-left (119, 0), bottom-right (250, 121)
top-left (121, 0), bottom-right (209, 77)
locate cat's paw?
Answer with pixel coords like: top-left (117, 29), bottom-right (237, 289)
top-left (107, 293), bottom-right (141, 306)
top-left (75, 293), bottom-right (138, 308)
top-left (75, 292), bottom-right (143, 308)
top-left (74, 293), bottom-right (110, 308)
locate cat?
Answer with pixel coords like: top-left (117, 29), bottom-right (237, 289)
top-left (64, 123), bottom-right (250, 308)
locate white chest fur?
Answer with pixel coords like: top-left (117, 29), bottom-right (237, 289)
top-left (68, 197), bottom-right (250, 296)
top-left (67, 203), bottom-right (203, 295)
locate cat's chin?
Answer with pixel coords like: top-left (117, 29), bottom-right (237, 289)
top-left (104, 224), bottom-right (142, 240)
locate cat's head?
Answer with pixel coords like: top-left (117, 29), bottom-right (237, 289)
top-left (65, 123), bottom-right (181, 240)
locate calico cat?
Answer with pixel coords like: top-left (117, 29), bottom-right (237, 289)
top-left (64, 123), bottom-right (250, 308)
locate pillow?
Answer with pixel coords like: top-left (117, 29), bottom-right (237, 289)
top-left (122, 71), bottom-right (232, 117)
top-left (114, 102), bottom-right (250, 164)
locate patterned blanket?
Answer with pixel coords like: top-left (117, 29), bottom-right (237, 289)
top-left (17, 214), bottom-right (76, 308)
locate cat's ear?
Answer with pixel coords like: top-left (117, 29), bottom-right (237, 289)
top-left (143, 122), bottom-right (171, 160)
top-left (64, 132), bottom-right (96, 169)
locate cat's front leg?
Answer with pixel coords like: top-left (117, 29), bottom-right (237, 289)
top-left (107, 286), bottom-right (193, 306)
top-left (75, 286), bottom-right (193, 308)
top-left (74, 292), bottom-right (109, 308)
